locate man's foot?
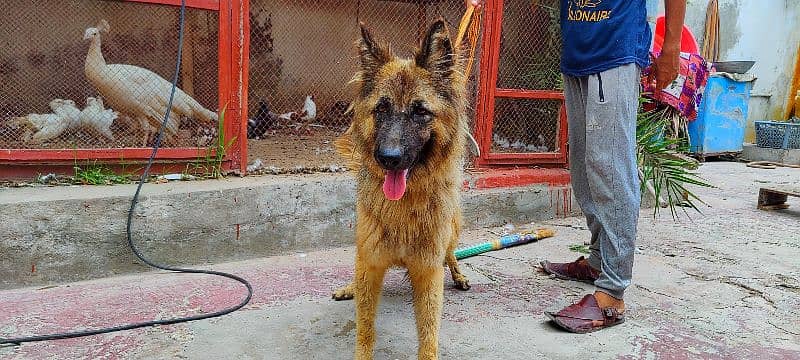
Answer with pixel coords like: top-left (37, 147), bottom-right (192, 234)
top-left (593, 290), bottom-right (625, 313)
top-left (540, 256), bottom-right (600, 284)
top-left (545, 293), bottom-right (625, 333)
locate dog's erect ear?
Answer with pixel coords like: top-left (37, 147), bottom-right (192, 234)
top-left (415, 19), bottom-right (456, 75)
top-left (356, 22), bottom-right (392, 97)
top-left (357, 22), bottom-right (391, 75)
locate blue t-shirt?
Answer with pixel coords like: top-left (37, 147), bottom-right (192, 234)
top-left (560, 0), bottom-right (652, 76)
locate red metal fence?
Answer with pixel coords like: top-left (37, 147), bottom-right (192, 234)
top-left (0, 0), bottom-right (565, 179)
top-left (245, 0), bottom-right (566, 172)
top-left (0, 0), bottom-right (247, 178)
top-left (475, 0), bottom-right (567, 167)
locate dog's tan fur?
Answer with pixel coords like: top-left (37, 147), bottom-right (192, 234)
top-left (332, 20), bottom-right (470, 360)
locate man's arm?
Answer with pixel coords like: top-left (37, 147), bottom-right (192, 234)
top-left (653, 0), bottom-right (687, 90)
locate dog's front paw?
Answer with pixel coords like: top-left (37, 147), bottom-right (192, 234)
top-left (332, 283), bottom-right (355, 301)
top-left (453, 274), bottom-right (470, 291)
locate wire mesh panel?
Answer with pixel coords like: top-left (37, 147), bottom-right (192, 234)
top-left (486, 0), bottom-right (565, 160)
top-left (492, 97), bottom-right (560, 153)
top-left (247, 0), bottom-right (481, 170)
top-left (0, 1), bottom-right (219, 150)
top-left (496, 0), bottom-right (561, 91)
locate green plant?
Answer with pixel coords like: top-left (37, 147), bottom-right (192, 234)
top-left (212, 106), bottom-right (235, 178)
top-left (568, 244), bottom-right (591, 254)
top-left (522, 1), bottom-right (563, 91)
top-left (522, 64), bottom-right (563, 91)
top-left (637, 98), bottom-right (713, 218)
top-left (184, 106), bottom-right (234, 179)
top-left (73, 161), bottom-right (130, 185)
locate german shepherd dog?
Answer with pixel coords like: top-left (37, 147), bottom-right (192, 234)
top-left (332, 19), bottom-right (471, 360)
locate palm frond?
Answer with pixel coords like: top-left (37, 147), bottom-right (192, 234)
top-left (636, 97), bottom-right (714, 219)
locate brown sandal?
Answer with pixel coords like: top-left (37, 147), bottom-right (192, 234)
top-left (540, 256), bottom-right (600, 284)
top-left (545, 294), bottom-right (625, 333)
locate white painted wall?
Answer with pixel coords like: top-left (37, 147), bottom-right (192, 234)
top-left (647, 0), bottom-right (800, 141)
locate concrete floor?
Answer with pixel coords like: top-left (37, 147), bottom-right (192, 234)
top-left (1, 162), bottom-right (799, 359)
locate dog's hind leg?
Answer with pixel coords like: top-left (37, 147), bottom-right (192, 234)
top-left (332, 281), bottom-right (355, 301)
top-left (355, 262), bottom-right (387, 360)
top-left (409, 264), bottom-right (444, 360)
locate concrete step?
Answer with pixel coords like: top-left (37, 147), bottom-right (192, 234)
top-left (741, 143), bottom-right (800, 165)
top-left (0, 172), bottom-right (578, 289)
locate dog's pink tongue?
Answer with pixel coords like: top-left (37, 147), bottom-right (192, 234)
top-left (382, 169), bottom-right (409, 201)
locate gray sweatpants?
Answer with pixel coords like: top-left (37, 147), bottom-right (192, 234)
top-left (563, 63), bottom-right (641, 299)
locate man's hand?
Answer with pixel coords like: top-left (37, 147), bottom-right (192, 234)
top-left (651, 0), bottom-right (687, 90)
top-left (651, 49), bottom-right (680, 90)
top-left (465, 0), bottom-right (482, 8)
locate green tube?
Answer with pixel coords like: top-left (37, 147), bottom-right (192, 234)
top-left (454, 243), bottom-right (494, 260)
top-left (454, 229), bottom-right (555, 260)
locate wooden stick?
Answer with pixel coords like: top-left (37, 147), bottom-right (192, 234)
top-left (455, 4), bottom-right (482, 157)
top-left (455, 4), bottom-right (475, 50)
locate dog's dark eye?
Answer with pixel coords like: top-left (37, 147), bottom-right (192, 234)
top-left (375, 101), bottom-right (390, 114)
top-left (411, 104), bottom-right (431, 121)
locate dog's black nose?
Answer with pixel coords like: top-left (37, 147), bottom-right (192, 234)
top-left (376, 147), bottom-right (402, 169)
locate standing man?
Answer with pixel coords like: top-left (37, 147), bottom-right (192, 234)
top-left (466, 0), bottom-right (685, 333)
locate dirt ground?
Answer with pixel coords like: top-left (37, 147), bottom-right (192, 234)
top-left (246, 127), bottom-right (347, 170)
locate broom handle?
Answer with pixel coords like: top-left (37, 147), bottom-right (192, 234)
top-left (454, 230), bottom-right (555, 260)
